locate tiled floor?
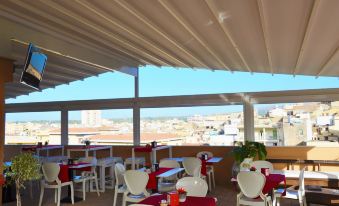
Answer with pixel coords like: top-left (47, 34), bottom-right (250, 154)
top-left (4, 184), bottom-right (306, 206)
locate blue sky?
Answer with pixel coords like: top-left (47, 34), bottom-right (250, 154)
top-left (6, 65), bottom-right (339, 121)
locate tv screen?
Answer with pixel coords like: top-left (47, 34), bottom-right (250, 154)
top-left (20, 43), bottom-right (47, 90)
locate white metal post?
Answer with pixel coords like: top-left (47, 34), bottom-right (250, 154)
top-left (133, 68), bottom-right (141, 146)
top-left (61, 109), bottom-right (68, 146)
top-left (244, 100), bottom-right (255, 142)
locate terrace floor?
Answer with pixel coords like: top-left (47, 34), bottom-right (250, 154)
top-left (4, 184), bottom-right (307, 206)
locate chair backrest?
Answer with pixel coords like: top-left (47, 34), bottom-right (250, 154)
top-left (176, 177), bottom-right (208, 197)
top-left (159, 159), bottom-right (180, 168)
top-left (42, 162), bottom-right (61, 183)
top-left (115, 163), bottom-right (126, 186)
top-left (196, 151), bottom-right (213, 159)
top-left (183, 157), bottom-right (201, 177)
top-left (251, 160), bottom-right (274, 171)
top-left (299, 167), bottom-right (306, 192)
top-left (237, 171), bottom-right (266, 199)
top-left (124, 170), bottom-right (149, 195)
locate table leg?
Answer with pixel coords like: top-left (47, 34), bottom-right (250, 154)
top-left (67, 150), bottom-right (70, 158)
top-left (152, 150), bottom-right (156, 165)
top-left (110, 147), bottom-right (113, 157)
top-left (86, 150), bottom-right (89, 157)
top-left (60, 168), bottom-right (82, 203)
top-left (132, 148), bottom-right (135, 170)
top-left (169, 147), bottom-right (172, 158)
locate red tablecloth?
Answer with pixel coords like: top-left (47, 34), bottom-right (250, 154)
top-left (147, 167), bottom-right (173, 190)
top-left (262, 174), bottom-right (286, 196)
top-left (201, 158), bottom-right (212, 176)
top-left (139, 194), bottom-right (216, 206)
top-left (58, 163), bottom-right (91, 183)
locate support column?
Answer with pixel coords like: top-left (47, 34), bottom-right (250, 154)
top-left (60, 109), bottom-right (68, 146)
top-left (244, 101), bottom-right (255, 142)
top-left (0, 58), bottom-right (13, 204)
top-left (133, 69), bottom-right (140, 146)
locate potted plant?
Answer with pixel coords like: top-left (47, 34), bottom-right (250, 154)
top-left (177, 188), bottom-right (187, 202)
top-left (231, 141), bottom-right (267, 176)
top-left (7, 153), bottom-right (41, 206)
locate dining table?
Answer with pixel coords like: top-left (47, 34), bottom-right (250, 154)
top-left (66, 145), bottom-right (112, 158)
top-left (59, 162), bottom-right (93, 203)
top-left (140, 167), bottom-right (185, 192)
top-left (138, 194), bottom-right (216, 206)
top-left (132, 145), bottom-right (173, 170)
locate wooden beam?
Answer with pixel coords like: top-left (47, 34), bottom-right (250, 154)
top-left (0, 57), bottom-right (13, 203)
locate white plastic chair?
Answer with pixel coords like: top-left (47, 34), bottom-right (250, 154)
top-left (73, 157), bottom-right (100, 200)
top-left (274, 168), bottom-right (307, 206)
top-left (176, 177), bottom-right (208, 197)
top-left (113, 163), bottom-right (127, 206)
top-left (237, 171), bottom-right (272, 206)
top-left (158, 159), bottom-right (181, 192)
top-left (251, 160), bottom-right (274, 171)
top-left (182, 157), bottom-right (202, 178)
top-left (122, 170), bottom-right (150, 206)
top-left (196, 151), bottom-right (215, 190)
top-left (39, 162), bottom-right (74, 206)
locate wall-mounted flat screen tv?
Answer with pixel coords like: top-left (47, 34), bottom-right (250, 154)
top-left (20, 43), bottom-right (47, 90)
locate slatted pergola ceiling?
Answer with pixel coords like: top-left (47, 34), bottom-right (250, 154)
top-left (1, 0), bottom-right (339, 99)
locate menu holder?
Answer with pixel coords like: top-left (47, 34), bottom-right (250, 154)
top-left (167, 192), bottom-right (179, 206)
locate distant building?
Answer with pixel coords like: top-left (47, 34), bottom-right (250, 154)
top-left (81, 110), bottom-right (102, 127)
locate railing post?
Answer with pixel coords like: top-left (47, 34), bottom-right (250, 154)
top-left (61, 108), bottom-right (68, 146)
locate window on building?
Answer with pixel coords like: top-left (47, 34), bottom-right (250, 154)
top-left (254, 101), bottom-right (339, 146)
top-left (5, 111), bottom-right (61, 145)
top-left (140, 105), bottom-right (244, 146)
top-left (68, 109), bottom-right (133, 145)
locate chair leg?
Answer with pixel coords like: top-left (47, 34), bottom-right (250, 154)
top-left (95, 175), bottom-right (100, 196)
top-left (38, 185), bottom-right (44, 206)
top-left (122, 193), bottom-right (127, 206)
top-left (54, 188), bottom-right (57, 203)
top-left (57, 187), bottom-right (61, 206)
top-left (113, 189), bottom-right (118, 206)
top-left (70, 183), bottom-right (75, 205)
top-left (208, 173), bottom-right (212, 191)
top-left (82, 181), bottom-right (86, 201)
top-left (211, 169), bottom-right (216, 188)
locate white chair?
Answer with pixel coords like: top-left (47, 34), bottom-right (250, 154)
top-left (124, 157), bottom-right (146, 169)
top-left (251, 160), bottom-right (274, 171)
top-left (73, 157), bottom-right (100, 200)
top-left (196, 151), bottom-right (215, 190)
top-left (122, 170), bottom-right (150, 206)
top-left (176, 177), bottom-right (208, 197)
top-left (158, 159), bottom-right (181, 192)
top-left (113, 163), bottom-right (127, 206)
top-left (274, 168), bottom-right (306, 206)
top-left (237, 171), bottom-right (272, 206)
top-left (39, 162), bottom-right (74, 206)
top-left (97, 157), bottom-right (116, 192)
top-left (182, 157), bottom-right (202, 178)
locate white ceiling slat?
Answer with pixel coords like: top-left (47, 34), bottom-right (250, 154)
top-left (76, 0), bottom-right (191, 68)
top-left (158, 0), bottom-right (232, 71)
top-left (1, 1), bottom-right (139, 67)
top-left (256, 0), bottom-right (273, 74)
top-left (114, 0), bottom-right (210, 69)
top-left (205, 0), bottom-right (252, 73)
top-left (41, 0), bottom-right (172, 67)
top-left (293, 0), bottom-right (320, 76)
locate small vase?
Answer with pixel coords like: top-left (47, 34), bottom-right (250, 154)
top-left (179, 193), bottom-right (187, 202)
